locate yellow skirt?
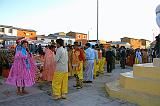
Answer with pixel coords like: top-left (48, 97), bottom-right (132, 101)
top-left (94, 60), bottom-right (99, 78)
top-left (99, 57), bottom-right (105, 74)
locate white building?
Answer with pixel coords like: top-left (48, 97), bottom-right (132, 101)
top-left (37, 33), bottom-right (75, 46)
top-left (0, 25), bottom-right (17, 36)
top-left (111, 41), bottom-right (131, 48)
top-left (146, 40), bottom-right (152, 49)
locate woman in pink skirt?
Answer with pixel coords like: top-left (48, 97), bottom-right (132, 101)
top-left (6, 40), bottom-right (36, 95)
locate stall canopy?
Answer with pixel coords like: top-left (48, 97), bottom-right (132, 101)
top-left (0, 34), bottom-right (24, 41)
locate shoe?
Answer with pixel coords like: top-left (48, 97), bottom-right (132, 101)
top-left (83, 81), bottom-right (87, 83)
top-left (87, 81), bottom-right (92, 83)
top-left (52, 95), bottom-right (61, 100)
top-left (22, 90), bottom-right (29, 94)
top-left (76, 86), bottom-right (82, 89)
top-left (73, 84), bottom-right (79, 87)
top-left (83, 81), bottom-right (90, 83)
top-left (16, 91), bottom-right (23, 96)
top-left (96, 74), bottom-right (99, 77)
top-left (61, 94), bottom-right (67, 99)
top-left (107, 73), bottom-right (111, 76)
top-left (84, 81), bottom-right (92, 83)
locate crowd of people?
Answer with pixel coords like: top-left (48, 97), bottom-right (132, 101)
top-left (100, 46), bottom-right (154, 74)
top-left (5, 38), bottom-right (155, 100)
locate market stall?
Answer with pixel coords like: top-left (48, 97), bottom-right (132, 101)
top-left (0, 49), bottom-right (15, 77)
top-left (34, 54), bottom-right (44, 82)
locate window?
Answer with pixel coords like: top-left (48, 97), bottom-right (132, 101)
top-left (51, 40), bottom-right (54, 42)
top-left (8, 29), bottom-right (12, 33)
top-left (68, 40), bottom-right (72, 44)
top-left (83, 35), bottom-right (86, 39)
top-left (26, 33), bottom-right (30, 36)
top-left (77, 34), bottom-right (81, 39)
top-left (78, 42), bottom-right (82, 46)
top-left (0, 28), bottom-right (5, 32)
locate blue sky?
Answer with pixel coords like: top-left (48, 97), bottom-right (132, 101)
top-left (0, 0), bottom-right (160, 41)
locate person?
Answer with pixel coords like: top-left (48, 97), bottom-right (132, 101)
top-left (135, 49), bottom-right (142, 64)
top-left (156, 4), bottom-right (160, 28)
top-left (129, 49), bottom-right (135, 66)
top-left (6, 40), bottom-right (36, 95)
top-left (154, 34), bottom-right (160, 58)
top-left (97, 47), bottom-right (102, 76)
top-left (0, 53), bottom-right (2, 76)
top-left (151, 48), bottom-right (156, 62)
top-left (52, 39), bottom-right (68, 100)
top-left (99, 44), bottom-right (106, 74)
top-left (111, 46), bottom-right (116, 69)
top-left (14, 39), bottom-right (23, 57)
top-left (67, 44), bottom-right (73, 77)
top-left (120, 46), bottom-right (126, 69)
top-left (155, 5), bottom-right (160, 57)
top-left (142, 49), bottom-right (148, 63)
top-left (36, 44), bottom-right (44, 55)
top-left (29, 44), bottom-right (34, 53)
top-left (42, 45), bottom-right (56, 82)
top-left (92, 45), bottom-right (98, 79)
top-left (71, 42), bottom-right (85, 89)
top-left (106, 48), bottom-right (115, 74)
top-left (83, 43), bottom-right (95, 83)
top-left (43, 45), bottom-right (49, 54)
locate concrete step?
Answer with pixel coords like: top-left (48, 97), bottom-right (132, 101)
top-left (119, 71), bottom-right (160, 96)
top-left (133, 63), bottom-right (160, 80)
top-left (105, 80), bottom-right (160, 106)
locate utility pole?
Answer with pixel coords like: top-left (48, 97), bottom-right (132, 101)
top-left (152, 29), bottom-right (155, 41)
top-left (97, 0), bottom-right (99, 44)
top-left (88, 30), bottom-right (89, 42)
top-left (88, 28), bottom-right (92, 42)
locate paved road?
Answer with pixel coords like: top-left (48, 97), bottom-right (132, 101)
top-left (0, 64), bottom-right (138, 106)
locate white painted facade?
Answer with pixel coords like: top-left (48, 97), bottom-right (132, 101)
top-left (62, 37), bottom-right (75, 46)
top-left (44, 38), bottom-right (52, 43)
top-left (37, 35), bottom-right (75, 46)
top-left (111, 42), bottom-right (131, 48)
top-left (0, 26), bottom-right (17, 36)
top-left (146, 40), bottom-right (151, 49)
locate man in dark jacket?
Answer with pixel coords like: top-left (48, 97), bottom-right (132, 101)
top-left (0, 54), bottom-right (2, 76)
top-left (120, 46), bottom-right (126, 69)
top-left (106, 48), bottom-right (115, 73)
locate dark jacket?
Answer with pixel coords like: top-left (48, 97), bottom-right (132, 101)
top-left (106, 50), bottom-right (115, 61)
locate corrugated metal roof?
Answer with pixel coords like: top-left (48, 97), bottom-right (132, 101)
top-left (0, 34), bottom-right (22, 40)
top-left (0, 25), bottom-right (36, 32)
top-left (111, 42), bottom-right (130, 45)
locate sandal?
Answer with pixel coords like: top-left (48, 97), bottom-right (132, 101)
top-left (61, 94), bottom-right (67, 99)
top-left (22, 90), bottom-right (29, 94)
top-left (16, 91), bottom-right (23, 96)
top-left (52, 95), bottom-right (61, 100)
